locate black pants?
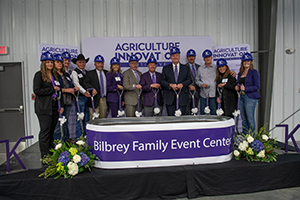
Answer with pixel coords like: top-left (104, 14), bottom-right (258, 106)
top-left (37, 104), bottom-right (59, 158)
top-left (166, 100), bottom-right (186, 116)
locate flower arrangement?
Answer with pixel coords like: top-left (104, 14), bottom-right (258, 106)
top-left (233, 125), bottom-right (278, 162)
top-left (39, 137), bottom-right (98, 179)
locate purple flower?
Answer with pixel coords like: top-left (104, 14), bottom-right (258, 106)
top-left (251, 140), bottom-right (265, 152)
top-left (58, 151), bottom-right (70, 166)
top-left (79, 152), bottom-right (90, 166)
top-left (234, 135), bottom-right (244, 146)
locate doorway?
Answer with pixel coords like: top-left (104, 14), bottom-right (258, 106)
top-left (0, 62), bottom-right (25, 156)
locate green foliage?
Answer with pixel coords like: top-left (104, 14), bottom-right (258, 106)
top-left (233, 124), bottom-right (278, 163)
top-left (39, 136), bottom-right (99, 179)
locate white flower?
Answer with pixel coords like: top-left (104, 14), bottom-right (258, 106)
top-left (216, 108), bottom-right (224, 116)
top-left (262, 135), bottom-right (269, 141)
top-left (257, 150), bottom-right (265, 158)
top-left (247, 136), bottom-right (254, 143)
top-left (55, 143), bottom-right (62, 150)
top-left (204, 106), bottom-right (210, 114)
top-left (76, 140), bottom-right (85, 146)
top-left (92, 112), bottom-right (100, 120)
top-left (135, 111), bottom-right (142, 117)
top-left (175, 109), bottom-right (182, 117)
top-left (191, 108), bottom-right (198, 114)
top-left (117, 110), bottom-right (125, 117)
top-left (67, 162), bottom-right (79, 176)
top-left (154, 107), bottom-right (161, 114)
top-left (59, 116), bottom-right (67, 126)
top-left (73, 154), bottom-right (81, 164)
top-left (238, 141), bottom-right (249, 151)
top-left (234, 150), bottom-right (240, 157)
top-left (77, 112), bottom-right (85, 120)
top-left (232, 110), bottom-right (240, 117)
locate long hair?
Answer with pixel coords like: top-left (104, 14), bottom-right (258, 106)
top-left (238, 61), bottom-right (254, 75)
top-left (40, 60), bottom-right (57, 82)
top-left (109, 64), bottom-right (122, 73)
top-left (53, 61), bottom-right (65, 76)
top-left (215, 65), bottom-right (230, 81)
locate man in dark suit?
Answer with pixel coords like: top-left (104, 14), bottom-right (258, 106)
top-left (185, 49), bottom-right (200, 115)
top-left (83, 55), bottom-right (108, 119)
top-left (140, 57), bottom-right (163, 117)
top-left (161, 47), bottom-right (192, 116)
top-left (123, 55), bottom-right (142, 117)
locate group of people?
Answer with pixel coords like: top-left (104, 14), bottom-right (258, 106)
top-left (33, 47), bottom-right (260, 158)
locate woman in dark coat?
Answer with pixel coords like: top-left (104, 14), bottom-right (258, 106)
top-left (215, 59), bottom-right (237, 118)
top-left (33, 51), bottom-right (63, 158)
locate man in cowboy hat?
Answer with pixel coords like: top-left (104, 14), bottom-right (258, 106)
top-left (71, 54), bottom-right (90, 140)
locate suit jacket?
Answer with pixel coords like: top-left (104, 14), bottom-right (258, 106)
top-left (33, 71), bottom-right (63, 115)
top-left (83, 69), bottom-right (108, 108)
top-left (106, 72), bottom-right (123, 103)
top-left (161, 63), bottom-right (192, 105)
top-left (140, 71), bottom-right (163, 107)
top-left (186, 62), bottom-right (200, 99)
top-left (237, 69), bottom-right (261, 99)
top-left (123, 68), bottom-right (142, 106)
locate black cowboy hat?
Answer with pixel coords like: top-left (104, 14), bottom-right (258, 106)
top-left (72, 54), bottom-right (90, 64)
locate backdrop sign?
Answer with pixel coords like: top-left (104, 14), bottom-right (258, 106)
top-left (212, 43), bottom-right (250, 74)
top-left (87, 118), bottom-right (235, 169)
top-left (38, 43), bottom-right (80, 71)
top-left (82, 36), bottom-right (212, 73)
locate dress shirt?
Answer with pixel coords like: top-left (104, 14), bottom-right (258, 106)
top-left (96, 69), bottom-right (107, 96)
top-left (195, 64), bottom-right (217, 98)
top-left (71, 69), bottom-right (86, 94)
top-left (172, 63), bottom-right (180, 79)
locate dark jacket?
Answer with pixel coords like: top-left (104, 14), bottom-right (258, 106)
top-left (161, 63), bottom-right (192, 106)
top-left (237, 69), bottom-right (261, 99)
top-left (83, 69), bottom-right (108, 108)
top-left (106, 72), bottom-right (123, 103)
top-left (140, 71), bottom-right (163, 107)
top-left (33, 71), bottom-right (63, 115)
top-left (216, 73), bottom-right (237, 117)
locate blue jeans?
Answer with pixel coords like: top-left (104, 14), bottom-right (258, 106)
top-left (54, 105), bottom-right (71, 141)
top-left (75, 96), bottom-right (89, 140)
top-left (240, 94), bottom-right (258, 135)
top-left (200, 96), bottom-right (216, 115)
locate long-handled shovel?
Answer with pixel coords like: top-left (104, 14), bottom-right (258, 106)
top-left (189, 89), bottom-right (198, 115)
top-left (135, 89), bottom-right (142, 117)
top-left (73, 90), bottom-right (84, 137)
top-left (57, 91), bottom-right (66, 141)
top-left (87, 88), bottom-right (100, 120)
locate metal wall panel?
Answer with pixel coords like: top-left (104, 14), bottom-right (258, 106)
top-left (270, 0), bottom-right (300, 141)
top-left (0, 0), bottom-right (260, 145)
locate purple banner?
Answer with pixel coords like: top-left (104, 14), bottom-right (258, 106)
top-left (87, 126), bottom-right (234, 162)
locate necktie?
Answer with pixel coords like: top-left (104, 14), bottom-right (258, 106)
top-left (99, 71), bottom-right (104, 97)
top-left (192, 64), bottom-right (196, 78)
top-left (174, 65), bottom-right (178, 82)
top-left (152, 73), bottom-right (156, 83)
top-left (82, 70), bottom-right (86, 75)
top-left (134, 71), bottom-right (140, 83)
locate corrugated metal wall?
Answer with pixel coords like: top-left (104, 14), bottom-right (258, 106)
top-left (0, 0), bottom-right (258, 145)
top-left (270, 0), bottom-right (300, 141)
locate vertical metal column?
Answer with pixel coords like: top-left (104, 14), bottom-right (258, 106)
top-left (257, 0), bottom-right (278, 130)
